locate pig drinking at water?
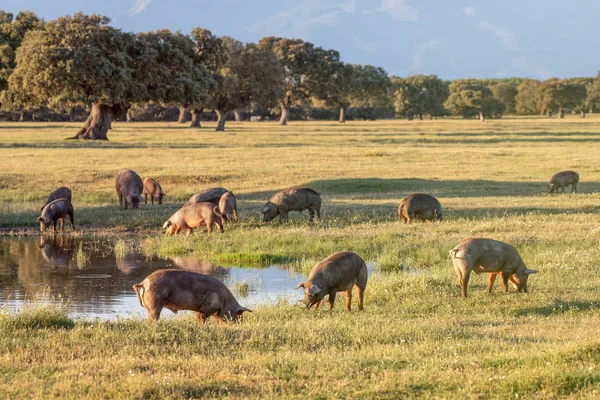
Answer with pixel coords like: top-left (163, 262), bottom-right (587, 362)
top-left (547, 170), bottom-right (579, 194)
top-left (41, 186), bottom-right (72, 211)
top-left (115, 169), bottom-right (143, 209)
top-left (184, 187), bottom-right (228, 207)
top-left (295, 251), bottom-right (367, 311)
top-left (219, 191), bottom-right (238, 223)
top-left (449, 238), bottom-right (538, 298)
top-left (143, 177), bottom-right (165, 205)
top-left (163, 202), bottom-right (224, 235)
top-left (37, 199), bottom-right (76, 233)
top-left (262, 187), bottom-right (321, 223)
top-left (398, 193), bottom-right (442, 223)
top-left (133, 269), bottom-right (251, 322)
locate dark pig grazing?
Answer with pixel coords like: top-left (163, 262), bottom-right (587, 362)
top-left (163, 202), bottom-right (224, 236)
top-left (547, 170), bottom-right (579, 194)
top-left (115, 169), bottom-right (143, 209)
top-left (398, 193), bottom-right (442, 223)
top-left (37, 199), bottom-right (76, 233)
top-left (41, 186), bottom-right (72, 211)
top-left (262, 187), bottom-right (321, 223)
top-left (295, 251), bottom-right (367, 311)
top-left (449, 238), bottom-right (538, 298)
top-left (184, 187), bottom-right (228, 207)
top-left (143, 177), bottom-right (165, 205)
top-left (219, 191), bottom-right (238, 223)
top-left (133, 269), bottom-right (251, 322)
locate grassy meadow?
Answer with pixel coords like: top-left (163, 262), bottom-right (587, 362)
top-left (1, 117), bottom-right (600, 398)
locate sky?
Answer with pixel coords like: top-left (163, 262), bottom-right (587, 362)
top-left (1, 0), bottom-right (599, 80)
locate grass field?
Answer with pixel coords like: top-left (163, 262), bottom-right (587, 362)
top-left (1, 117), bottom-right (600, 398)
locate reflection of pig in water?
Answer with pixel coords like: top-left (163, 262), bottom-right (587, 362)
top-left (38, 235), bottom-right (75, 267)
top-left (170, 256), bottom-right (229, 280)
top-left (115, 253), bottom-right (144, 275)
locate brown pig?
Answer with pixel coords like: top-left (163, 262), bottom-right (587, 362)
top-left (133, 269), bottom-right (251, 322)
top-left (41, 186), bottom-right (72, 211)
top-left (115, 169), bottom-right (144, 209)
top-left (449, 238), bottom-right (538, 298)
top-left (184, 187), bottom-right (228, 207)
top-left (262, 187), bottom-right (321, 223)
top-left (295, 251), bottom-right (367, 311)
top-left (219, 191), bottom-right (238, 223)
top-left (37, 199), bottom-right (76, 233)
top-left (143, 177), bottom-right (165, 205)
top-left (547, 170), bottom-right (579, 194)
top-left (163, 202), bottom-right (224, 236)
top-left (398, 193), bottom-right (442, 223)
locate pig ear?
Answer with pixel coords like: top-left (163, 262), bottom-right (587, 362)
top-left (237, 306), bottom-right (252, 315)
top-left (162, 220), bottom-right (172, 229)
top-left (36, 217), bottom-right (43, 223)
top-left (262, 205), bottom-right (269, 213)
top-left (294, 282), bottom-right (305, 290)
top-left (308, 284), bottom-right (321, 295)
top-left (525, 269), bottom-right (538, 275)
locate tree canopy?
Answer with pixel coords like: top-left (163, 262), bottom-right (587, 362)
top-left (445, 79), bottom-right (505, 121)
top-left (392, 75), bottom-right (448, 120)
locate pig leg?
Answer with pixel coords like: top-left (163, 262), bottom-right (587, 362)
top-left (572, 183), bottom-right (577, 193)
top-left (313, 300), bottom-right (322, 309)
top-left (345, 288), bottom-right (352, 311)
top-left (357, 285), bottom-right (365, 311)
top-left (69, 212), bottom-right (76, 230)
top-left (308, 208), bottom-right (315, 222)
top-left (195, 312), bottom-right (209, 324)
top-left (215, 218), bottom-right (224, 233)
top-left (59, 218), bottom-right (64, 232)
top-left (53, 219), bottom-right (58, 233)
top-left (327, 291), bottom-right (336, 310)
top-left (118, 192), bottom-right (124, 208)
top-left (146, 300), bottom-right (163, 321)
top-left (501, 271), bottom-right (510, 293)
top-left (487, 273), bottom-right (497, 293)
top-left (316, 207), bottom-right (321, 220)
top-left (144, 193), bottom-right (148, 205)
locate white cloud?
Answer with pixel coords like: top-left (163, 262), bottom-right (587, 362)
top-left (352, 35), bottom-right (379, 52)
top-left (377, 0), bottom-right (420, 21)
top-left (478, 21), bottom-right (516, 50)
top-left (248, 0), bottom-right (356, 37)
top-left (128, 0), bottom-right (151, 17)
top-left (464, 6), bottom-right (476, 17)
top-left (406, 40), bottom-right (444, 72)
top-left (497, 56), bottom-right (552, 79)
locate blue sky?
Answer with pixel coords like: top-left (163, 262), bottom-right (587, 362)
top-left (1, 0), bottom-right (599, 80)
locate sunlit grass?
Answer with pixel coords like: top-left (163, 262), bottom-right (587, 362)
top-left (1, 117), bottom-right (600, 397)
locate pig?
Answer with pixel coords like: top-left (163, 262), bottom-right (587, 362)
top-left (547, 170), bottom-right (579, 194)
top-left (449, 238), bottom-right (538, 298)
top-left (41, 186), bottom-right (72, 211)
top-left (219, 191), bottom-right (238, 223)
top-left (37, 198), bottom-right (76, 233)
top-left (398, 193), bottom-right (442, 223)
top-left (162, 202), bottom-right (224, 236)
top-left (115, 169), bottom-right (144, 209)
top-left (294, 251), bottom-right (367, 311)
top-left (184, 187), bottom-right (229, 207)
top-left (133, 269), bottom-right (251, 322)
top-left (143, 177), bottom-right (165, 205)
top-left (262, 187), bottom-right (321, 223)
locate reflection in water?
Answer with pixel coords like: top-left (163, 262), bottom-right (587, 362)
top-left (0, 236), bottom-right (308, 320)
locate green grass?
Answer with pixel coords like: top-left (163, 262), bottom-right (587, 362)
top-left (2, 117), bottom-right (600, 397)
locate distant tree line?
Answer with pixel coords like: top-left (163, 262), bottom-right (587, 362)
top-left (1, 10), bottom-right (600, 139)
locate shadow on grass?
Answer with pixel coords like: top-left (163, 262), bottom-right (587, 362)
top-left (516, 299), bottom-right (600, 317)
top-left (243, 178), bottom-right (600, 199)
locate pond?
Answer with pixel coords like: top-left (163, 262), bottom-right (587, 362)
top-left (0, 236), bottom-right (314, 320)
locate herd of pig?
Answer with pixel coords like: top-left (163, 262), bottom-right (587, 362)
top-left (35, 169), bottom-right (580, 322)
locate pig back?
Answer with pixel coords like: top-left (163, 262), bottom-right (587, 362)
top-left (310, 251), bottom-right (367, 289)
top-left (452, 238), bottom-right (521, 272)
top-left (185, 187), bottom-right (228, 207)
top-left (42, 198), bottom-right (73, 218)
top-left (116, 169), bottom-right (143, 196)
top-left (550, 170), bottom-right (579, 185)
top-left (270, 187), bottom-right (321, 211)
top-left (403, 193), bottom-right (441, 215)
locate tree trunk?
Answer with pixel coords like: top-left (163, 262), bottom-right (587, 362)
top-left (178, 106), bottom-right (188, 123)
top-left (68, 103), bottom-right (113, 140)
top-left (557, 107), bottom-right (564, 119)
top-left (339, 107), bottom-right (346, 123)
top-left (190, 109), bottom-right (201, 128)
top-left (234, 110), bottom-right (243, 122)
top-left (215, 110), bottom-right (230, 131)
top-left (126, 108), bottom-right (133, 122)
top-left (419, 113), bottom-right (423, 120)
top-left (279, 105), bottom-right (289, 125)
top-left (479, 111), bottom-right (485, 122)
top-left (19, 111), bottom-right (31, 122)
top-left (580, 110), bottom-right (586, 118)
top-left (69, 107), bottom-right (76, 122)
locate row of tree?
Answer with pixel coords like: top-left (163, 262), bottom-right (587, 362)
top-left (1, 10), bottom-right (600, 140)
